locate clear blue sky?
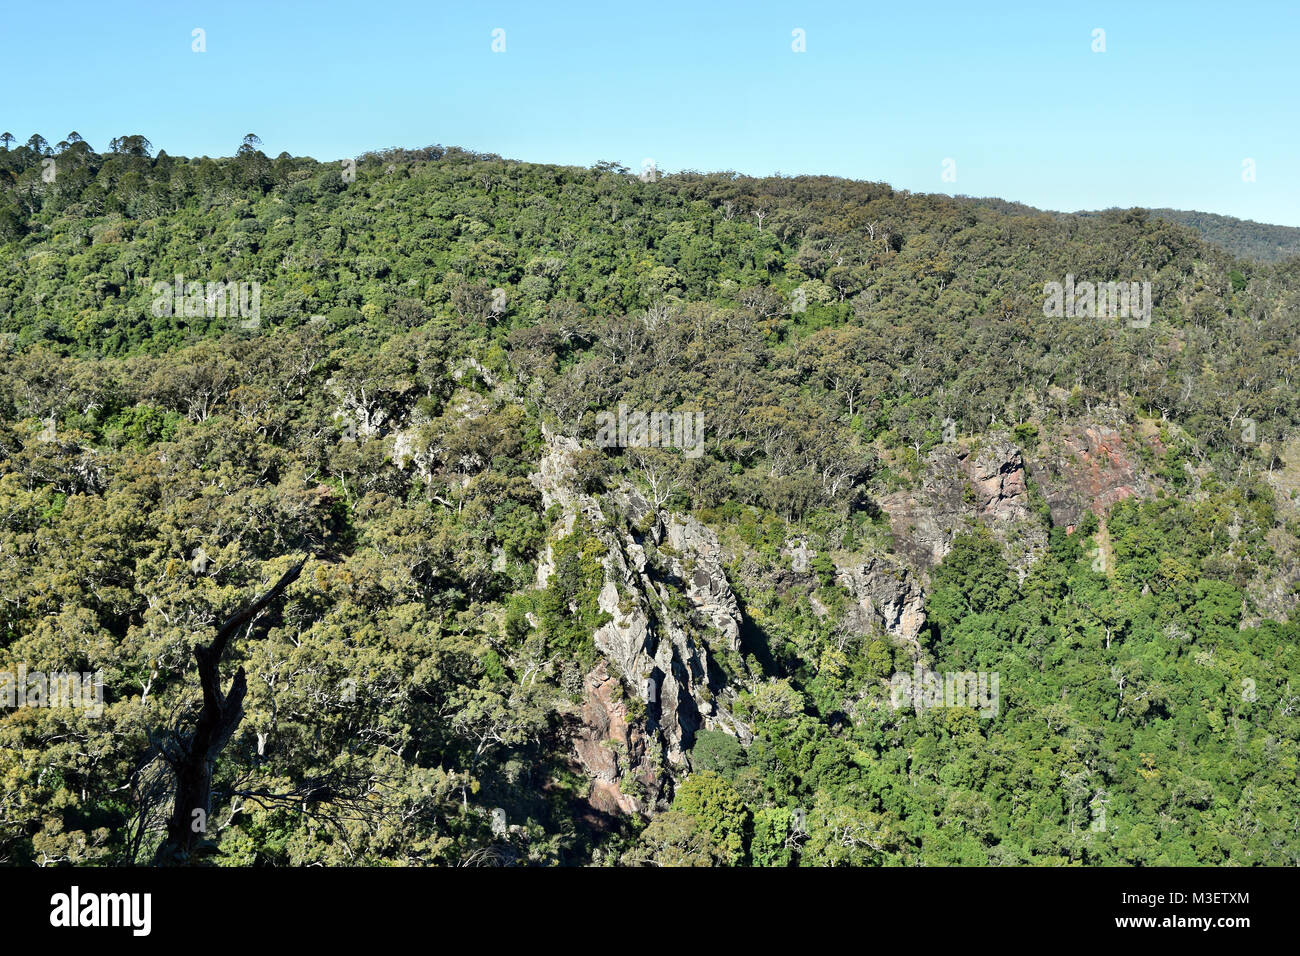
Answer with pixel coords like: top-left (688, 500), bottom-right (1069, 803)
top-left (7, 0), bottom-right (1299, 224)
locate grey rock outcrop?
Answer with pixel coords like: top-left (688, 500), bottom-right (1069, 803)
top-left (784, 538), bottom-right (816, 573)
top-left (836, 556), bottom-right (927, 652)
top-left (879, 445), bottom-right (969, 570)
top-left (880, 433), bottom-right (1045, 578)
top-left (529, 427), bottom-right (747, 808)
top-left (664, 514), bottom-right (743, 653)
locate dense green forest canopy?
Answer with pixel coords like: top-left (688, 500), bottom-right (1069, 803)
top-left (1118, 208), bottom-right (1300, 265)
top-left (1, 132), bottom-right (1297, 866)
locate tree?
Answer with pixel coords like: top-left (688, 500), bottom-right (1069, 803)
top-left (152, 555), bottom-right (308, 863)
top-left (670, 771), bottom-right (751, 865)
top-left (108, 134), bottom-right (152, 157)
top-left (691, 730), bottom-right (746, 777)
top-left (628, 447), bottom-right (680, 510)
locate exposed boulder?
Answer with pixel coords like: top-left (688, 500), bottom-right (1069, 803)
top-left (783, 538), bottom-right (816, 573)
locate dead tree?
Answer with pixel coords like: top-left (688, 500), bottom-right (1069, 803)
top-left (154, 556), bottom-right (308, 863)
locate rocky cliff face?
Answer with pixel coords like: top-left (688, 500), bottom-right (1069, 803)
top-left (1027, 423), bottom-right (1147, 531)
top-left (835, 556), bottom-right (928, 653)
top-left (880, 446), bottom-right (968, 570)
top-left (530, 420), bottom-right (1172, 817)
top-left (1253, 437), bottom-right (1300, 626)
top-left (572, 662), bottom-right (661, 815)
top-left (770, 539), bottom-right (926, 649)
top-left (881, 433), bottom-right (1045, 577)
top-left (663, 513), bottom-right (743, 653)
top-left (530, 429), bottom-right (746, 815)
top-left (964, 439), bottom-right (1032, 522)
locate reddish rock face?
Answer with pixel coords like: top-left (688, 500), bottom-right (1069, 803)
top-left (587, 779), bottom-right (630, 816)
top-left (1028, 424), bottom-right (1145, 528)
top-left (1068, 426), bottom-right (1139, 511)
top-left (571, 663), bottom-right (660, 817)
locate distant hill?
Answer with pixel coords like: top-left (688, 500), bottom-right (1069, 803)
top-left (1079, 207), bottom-right (1300, 264)
top-left (1147, 209), bottom-right (1300, 263)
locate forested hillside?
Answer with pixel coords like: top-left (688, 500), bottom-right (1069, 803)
top-left (2, 133), bottom-right (1299, 866)
top-left (1080, 207), bottom-right (1300, 264)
